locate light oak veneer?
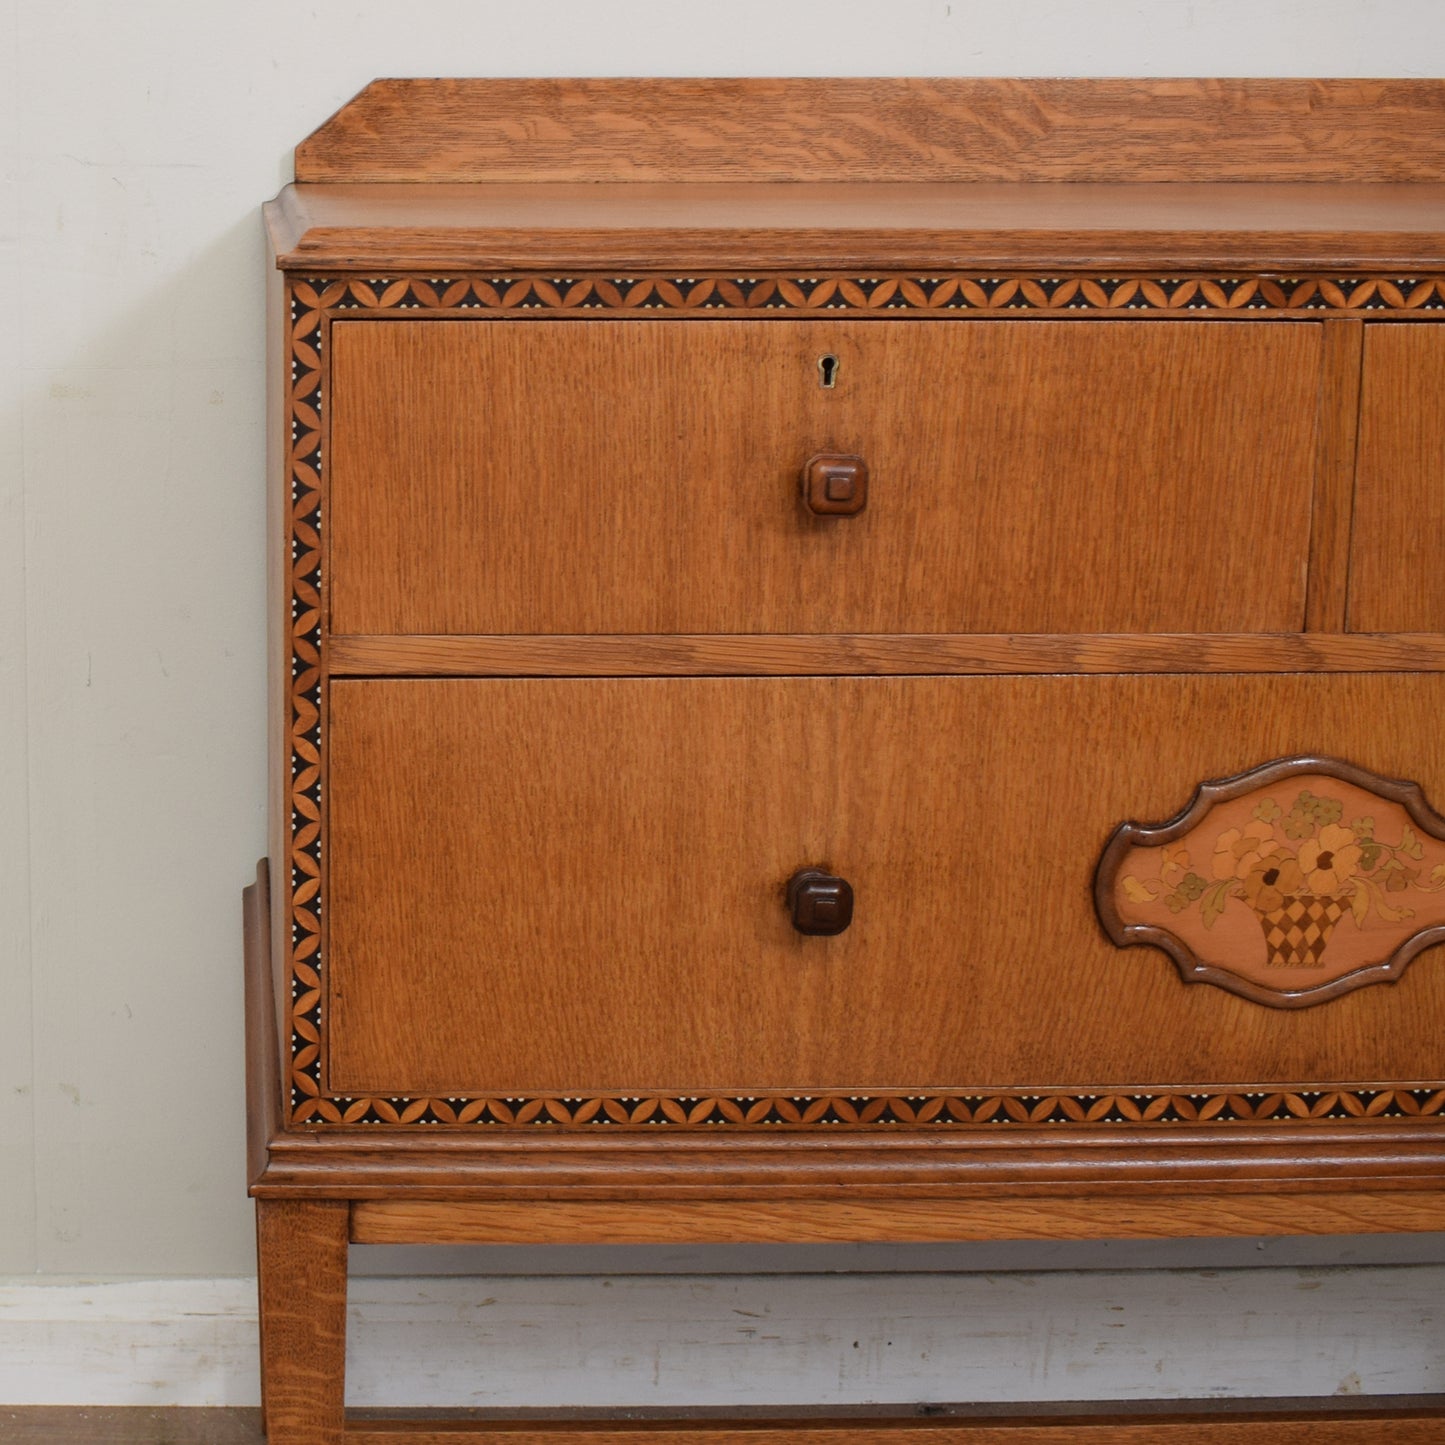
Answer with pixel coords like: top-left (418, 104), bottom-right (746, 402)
top-left (326, 674), bottom-right (1445, 1096)
top-left (327, 319), bottom-right (1320, 638)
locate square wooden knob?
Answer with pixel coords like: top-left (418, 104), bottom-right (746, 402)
top-left (802, 454), bottom-right (869, 516)
top-left (787, 869), bottom-right (855, 935)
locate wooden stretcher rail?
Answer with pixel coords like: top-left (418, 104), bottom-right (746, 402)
top-left (340, 1401), bottom-right (1445, 1442)
top-left (349, 1194), bottom-right (1445, 1246)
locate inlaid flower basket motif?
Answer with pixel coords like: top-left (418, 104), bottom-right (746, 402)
top-left (1096, 757), bottom-right (1445, 1007)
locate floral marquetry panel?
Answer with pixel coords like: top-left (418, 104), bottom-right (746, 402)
top-left (1098, 758), bottom-right (1445, 1007)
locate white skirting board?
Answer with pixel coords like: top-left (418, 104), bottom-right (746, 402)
top-left (0, 1262), bottom-right (1441, 1409)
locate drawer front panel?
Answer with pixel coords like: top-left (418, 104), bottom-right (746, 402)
top-left (325, 674), bottom-right (1445, 1097)
top-left (327, 318), bottom-right (1321, 637)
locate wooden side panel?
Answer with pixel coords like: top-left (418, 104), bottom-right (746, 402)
top-left (1349, 324), bottom-right (1445, 632)
top-left (244, 861), bottom-right (281, 1191)
top-left (295, 78), bottom-right (1445, 184)
top-left (328, 319), bottom-right (1320, 638)
top-left (325, 673), bottom-right (1445, 1097)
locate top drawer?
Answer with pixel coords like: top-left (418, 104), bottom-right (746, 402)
top-left (327, 317), bottom-right (1322, 637)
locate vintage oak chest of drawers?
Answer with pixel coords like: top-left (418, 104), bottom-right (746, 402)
top-left (247, 79), bottom-right (1445, 1440)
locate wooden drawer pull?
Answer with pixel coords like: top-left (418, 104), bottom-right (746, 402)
top-left (801, 453), bottom-right (868, 516)
top-left (787, 868), bottom-right (854, 935)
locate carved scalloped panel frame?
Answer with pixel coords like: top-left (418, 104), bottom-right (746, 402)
top-left (1097, 756), bottom-right (1445, 1008)
top-left (286, 273), bottom-right (1445, 1128)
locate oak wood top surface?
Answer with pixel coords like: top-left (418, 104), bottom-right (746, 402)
top-left (295, 78), bottom-right (1445, 185)
top-left (268, 180), bottom-right (1445, 270)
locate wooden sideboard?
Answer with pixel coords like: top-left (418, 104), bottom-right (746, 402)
top-left (247, 78), bottom-right (1445, 1442)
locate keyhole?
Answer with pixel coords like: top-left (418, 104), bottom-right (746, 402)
top-left (818, 354), bottom-right (839, 389)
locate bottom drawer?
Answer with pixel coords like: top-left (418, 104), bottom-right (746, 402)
top-left (325, 674), bottom-right (1445, 1097)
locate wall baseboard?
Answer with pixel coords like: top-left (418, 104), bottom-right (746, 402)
top-left (0, 1266), bottom-right (1440, 1408)
top-left (0, 1279), bottom-right (259, 1407)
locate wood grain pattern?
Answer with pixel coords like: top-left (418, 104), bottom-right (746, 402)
top-left (1349, 324), bottom-right (1445, 632)
top-left (325, 674), bottom-right (1445, 1099)
top-left (327, 318), bottom-right (1319, 638)
top-left (350, 1192), bottom-right (1445, 1246)
top-left (256, 1200), bottom-right (348, 1445)
top-left (295, 79), bottom-right (1445, 185)
top-left (1303, 321), bottom-right (1363, 632)
top-left (325, 632), bottom-right (1445, 678)
top-left (266, 181), bottom-right (1445, 272)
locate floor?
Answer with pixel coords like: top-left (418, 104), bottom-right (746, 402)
top-left (9, 1400), bottom-right (1445, 1442)
top-left (0, 1409), bottom-right (264, 1443)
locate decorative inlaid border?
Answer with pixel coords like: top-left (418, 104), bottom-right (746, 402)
top-left (284, 271), bottom-right (1445, 1128)
top-left (286, 287), bottom-right (325, 1114)
top-left (285, 1085), bottom-right (1445, 1130)
top-left (293, 273), bottom-right (1445, 317)
top-left (284, 1086), bottom-right (1445, 1127)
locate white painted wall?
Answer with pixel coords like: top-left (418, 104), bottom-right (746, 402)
top-left (5, 0), bottom-right (1445, 1407)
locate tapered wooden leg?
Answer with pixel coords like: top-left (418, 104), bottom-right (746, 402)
top-left (256, 1198), bottom-right (349, 1443)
